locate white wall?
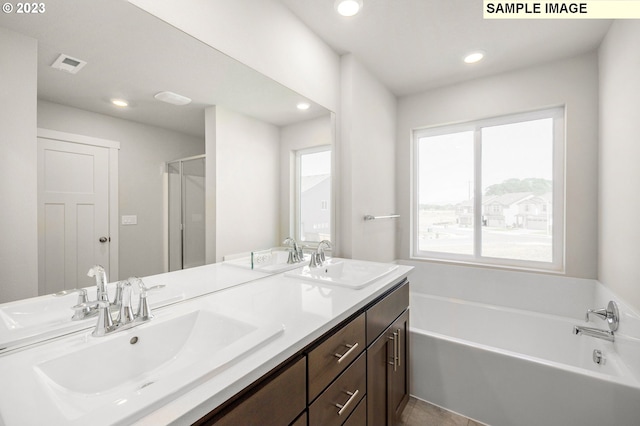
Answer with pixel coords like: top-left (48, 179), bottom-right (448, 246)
top-left (128, 0), bottom-right (340, 113)
top-left (0, 28), bottom-right (38, 303)
top-left (598, 20), bottom-right (640, 313)
top-left (340, 54), bottom-right (397, 262)
top-left (397, 53), bottom-right (600, 279)
top-left (206, 106), bottom-right (280, 262)
top-left (279, 114), bottom-right (333, 242)
top-left (37, 101), bottom-right (204, 279)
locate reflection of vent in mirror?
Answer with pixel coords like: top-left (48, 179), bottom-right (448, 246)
top-left (155, 91), bottom-right (192, 106)
top-left (50, 54), bottom-right (87, 74)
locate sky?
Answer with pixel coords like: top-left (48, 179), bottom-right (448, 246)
top-left (418, 118), bottom-right (553, 204)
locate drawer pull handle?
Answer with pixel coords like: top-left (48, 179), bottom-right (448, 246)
top-left (396, 328), bottom-right (402, 368)
top-left (334, 342), bottom-right (359, 363)
top-left (388, 334), bottom-right (395, 366)
top-left (335, 389), bottom-right (359, 416)
top-left (389, 330), bottom-right (399, 371)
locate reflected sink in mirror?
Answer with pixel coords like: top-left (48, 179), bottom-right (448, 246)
top-left (284, 258), bottom-right (399, 289)
top-left (224, 248), bottom-right (309, 273)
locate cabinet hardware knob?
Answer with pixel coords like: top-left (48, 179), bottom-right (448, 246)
top-left (335, 389), bottom-right (359, 416)
top-left (334, 342), bottom-right (359, 364)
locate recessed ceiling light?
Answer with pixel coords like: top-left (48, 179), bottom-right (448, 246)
top-left (464, 52), bottom-right (485, 64)
top-left (111, 99), bottom-right (129, 107)
top-left (297, 102), bottom-right (311, 111)
top-left (335, 0), bottom-right (363, 17)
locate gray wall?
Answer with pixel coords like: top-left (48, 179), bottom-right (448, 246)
top-left (0, 28), bottom-right (38, 303)
top-left (37, 100), bottom-right (204, 279)
top-left (340, 54), bottom-right (398, 262)
top-left (279, 114), bottom-right (333, 242)
top-left (205, 106), bottom-right (280, 262)
top-left (599, 20), bottom-right (640, 312)
top-left (396, 53), bottom-right (600, 279)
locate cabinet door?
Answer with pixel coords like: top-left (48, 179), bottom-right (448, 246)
top-left (366, 330), bottom-right (390, 426)
top-left (366, 309), bottom-right (409, 426)
top-left (388, 310), bottom-right (409, 424)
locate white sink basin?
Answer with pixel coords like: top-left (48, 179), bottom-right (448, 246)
top-left (285, 258), bottom-right (399, 289)
top-left (0, 300), bottom-right (285, 423)
top-left (35, 309), bottom-right (263, 395)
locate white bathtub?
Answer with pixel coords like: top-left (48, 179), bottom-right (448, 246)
top-left (410, 293), bottom-right (640, 426)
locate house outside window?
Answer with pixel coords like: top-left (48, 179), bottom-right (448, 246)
top-left (412, 107), bottom-right (565, 271)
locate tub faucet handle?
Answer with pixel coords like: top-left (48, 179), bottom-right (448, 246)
top-left (585, 300), bottom-right (619, 332)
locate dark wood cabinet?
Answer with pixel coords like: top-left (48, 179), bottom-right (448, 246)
top-left (309, 353), bottom-right (366, 426)
top-left (343, 396), bottom-right (367, 426)
top-left (308, 313), bottom-right (366, 402)
top-left (388, 310), bottom-right (409, 423)
top-left (366, 283), bottom-right (410, 426)
top-left (197, 279), bottom-right (409, 426)
top-left (198, 357), bottom-right (307, 426)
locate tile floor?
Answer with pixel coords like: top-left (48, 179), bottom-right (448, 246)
top-left (399, 397), bottom-right (485, 426)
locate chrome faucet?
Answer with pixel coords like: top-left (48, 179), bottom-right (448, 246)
top-left (310, 240), bottom-right (332, 268)
top-left (57, 265), bottom-right (112, 321)
top-left (54, 288), bottom-right (92, 320)
top-left (76, 276), bottom-right (164, 337)
top-left (573, 326), bottom-right (614, 342)
top-left (573, 300), bottom-right (620, 342)
top-left (87, 265), bottom-right (110, 303)
top-left (283, 237), bottom-right (304, 264)
top-left (585, 300), bottom-right (619, 331)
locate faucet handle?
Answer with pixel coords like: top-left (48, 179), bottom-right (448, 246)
top-left (309, 252), bottom-right (322, 268)
top-left (55, 288), bottom-right (89, 305)
top-left (92, 301), bottom-right (114, 337)
top-left (128, 277), bottom-right (164, 321)
top-left (116, 281), bottom-right (135, 325)
top-left (586, 301), bottom-right (619, 332)
top-left (69, 296), bottom-right (95, 321)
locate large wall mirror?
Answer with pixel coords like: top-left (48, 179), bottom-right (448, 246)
top-left (0, 0), bottom-right (334, 304)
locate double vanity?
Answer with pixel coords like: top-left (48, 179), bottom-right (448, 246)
top-left (0, 257), bottom-right (412, 425)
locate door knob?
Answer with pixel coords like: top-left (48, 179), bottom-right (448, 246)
top-left (99, 237), bottom-right (109, 243)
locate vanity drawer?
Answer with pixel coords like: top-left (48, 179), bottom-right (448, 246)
top-left (211, 357), bottom-right (306, 426)
top-left (308, 313), bottom-right (366, 401)
top-left (309, 353), bottom-right (366, 426)
top-left (366, 281), bottom-right (409, 345)
top-left (343, 395), bottom-right (366, 426)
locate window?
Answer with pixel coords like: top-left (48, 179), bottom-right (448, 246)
top-left (296, 146), bottom-right (332, 243)
top-left (412, 108), bottom-right (564, 271)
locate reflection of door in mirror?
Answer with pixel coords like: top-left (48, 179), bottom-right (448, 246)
top-left (167, 156), bottom-right (206, 272)
top-left (37, 132), bottom-right (119, 295)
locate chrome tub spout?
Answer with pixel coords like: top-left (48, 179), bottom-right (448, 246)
top-left (573, 325), bottom-right (614, 342)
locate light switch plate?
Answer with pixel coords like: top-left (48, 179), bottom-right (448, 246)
top-left (122, 215), bottom-right (137, 225)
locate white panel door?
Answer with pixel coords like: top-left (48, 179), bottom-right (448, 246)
top-left (38, 138), bottom-right (110, 294)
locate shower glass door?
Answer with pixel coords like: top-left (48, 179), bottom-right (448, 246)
top-left (168, 155), bottom-right (205, 271)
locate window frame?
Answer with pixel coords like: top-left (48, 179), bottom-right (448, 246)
top-left (294, 144), bottom-right (332, 244)
top-left (410, 107), bottom-right (565, 272)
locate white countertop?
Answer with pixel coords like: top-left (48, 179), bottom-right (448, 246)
top-left (0, 260), bottom-right (412, 425)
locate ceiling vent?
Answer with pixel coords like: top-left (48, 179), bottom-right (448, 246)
top-left (51, 54), bottom-right (87, 74)
top-left (154, 91), bottom-right (192, 106)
